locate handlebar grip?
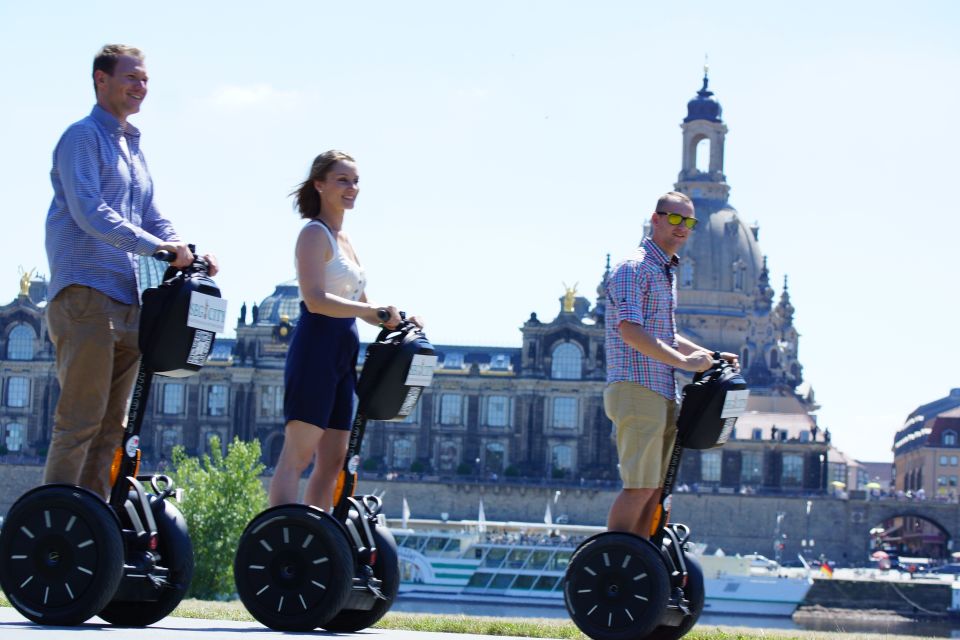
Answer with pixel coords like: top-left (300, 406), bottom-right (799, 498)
top-left (376, 308), bottom-right (390, 322)
top-left (153, 250), bottom-right (176, 263)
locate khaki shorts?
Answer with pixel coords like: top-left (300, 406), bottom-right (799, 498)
top-left (604, 382), bottom-right (677, 489)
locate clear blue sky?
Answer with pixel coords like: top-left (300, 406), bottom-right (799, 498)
top-left (1, 1), bottom-right (957, 463)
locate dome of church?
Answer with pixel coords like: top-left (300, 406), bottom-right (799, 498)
top-left (684, 74), bottom-right (722, 123)
top-left (256, 279), bottom-right (301, 325)
top-left (677, 206), bottom-right (763, 313)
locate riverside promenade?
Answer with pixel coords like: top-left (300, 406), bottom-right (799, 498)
top-left (0, 608), bottom-right (557, 640)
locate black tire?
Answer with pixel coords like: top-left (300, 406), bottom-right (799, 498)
top-left (234, 505), bottom-right (353, 631)
top-left (0, 484), bottom-right (124, 626)
top-left (323, 525), bottom-right (399, 632)
top-left (646, 554), bottom-right (705, 640)
top-left (564, 532), bottom-right (670, 640)
top-left (98, 497), bottom-right (194, 626)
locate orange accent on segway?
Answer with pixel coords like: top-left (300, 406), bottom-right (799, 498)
top-left (110, 448), bottom-right (123, 485)
top-left (333, 470), bottom-right (357, 506)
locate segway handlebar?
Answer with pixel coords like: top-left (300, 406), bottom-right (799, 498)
top-left (152, 244), bottom-right (212, 275)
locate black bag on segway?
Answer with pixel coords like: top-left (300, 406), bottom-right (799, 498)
top-left (677, 357), bottom-right (749, 450)
top-left (139, 265), bottom-right (225, 378)
top-left (357, 324), bottom-right (437, 421)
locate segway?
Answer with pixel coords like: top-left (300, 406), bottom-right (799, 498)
top-left (564, 356), bottom-right (748, 640)
top-left (0, 247), bottom-right (226, 626)
top-left (234, 314), bottom-right (436, 632)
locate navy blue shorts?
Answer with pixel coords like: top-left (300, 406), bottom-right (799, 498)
top-left (284, 303), bottom-right (359, 430)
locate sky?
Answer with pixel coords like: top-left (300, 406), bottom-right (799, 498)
top-left (1, 1), bottom-right (957, 463)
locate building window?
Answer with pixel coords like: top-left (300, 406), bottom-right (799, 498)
top-left (680, 258), bottom-right (694, 289)
top-left (732, 258), bottom-right (746, 291)
top-left (953, 456), bottom-right (959, 466)
top-left (552, 445), bottom-right (573, 471)
top-left (438, 440), bottom-right (459, 472)
top-left (442, 352), bottom-right (464, 369)
top-left (5, 377), bottom-right (30, 408)
top-left (701, 451), bottom-right (721, 483)
top-left (6, 324), bottom-right (35, 360)
top-left (259, 385), bottom-right (283, 418)
top-left (440, 394), bottom-right (462, 425)
top-left (741, 451), bottom-right (763, 483)
top-left (551, 397), bottom-right (578, 429)
top-left (160, 428), bottom-right (180, 456)
top-left (484, 442), bottom-right (505, 475)
top-left (206, 384), bottom-right (228, 416)
top-left (550, 343), bottom-right (582, 380)
top-left (486, 396), bottom-right (509, 427)
top-left (751, 428), bottom-right (763, 440)
top-left (943, 431), bottom-right (958, 446)
top-left (204, 431), bottom-right (224, 454)
top-left (782, 453), bottom-right (804, 486)
top-left (5, 422), bottom-right (25, 452)
top-left (490, 354), bottom-right (511, 371)
top-left (769, 348), bottom-right (780, 369)
top-left (941, 455), bottom-right (948, 466)
top-left (391, 438), bottom-right (414, 470)
top-left (161, 384), bottom-right (185, 415)
top-left (800, 431), bottom-right (810, 443)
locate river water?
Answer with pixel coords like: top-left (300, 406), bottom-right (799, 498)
top-left (392, 596), bottom-right (960, 638)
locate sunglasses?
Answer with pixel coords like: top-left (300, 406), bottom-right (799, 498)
top-left (656, 211), bottom-right (698, 230)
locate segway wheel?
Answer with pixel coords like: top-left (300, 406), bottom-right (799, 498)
top-left (234, 505), bottom-right (353, 631)
top-left (646, 553), bottom-right (704, 640)
top-left (564, 532), bottom-right (670, 640)
top-left (98, 496), bottom-right (194, 626)
top-left (0, 485), bottom-right (124, 626)
top-left (323, 525), bottom-right (400, 632)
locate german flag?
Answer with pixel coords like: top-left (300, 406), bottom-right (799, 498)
top-left (819, 562), bottom-right (834, 578)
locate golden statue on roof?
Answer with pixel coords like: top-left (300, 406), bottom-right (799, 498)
top-left (562, 282), bottom-right (578, 313)
top-left (18, 266), bottom-right (34, 297)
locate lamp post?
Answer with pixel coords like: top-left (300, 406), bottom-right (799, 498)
top-left (802, 500), bottom-right (814, 558)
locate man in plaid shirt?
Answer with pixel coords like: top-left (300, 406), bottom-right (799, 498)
top-left (604, 191), bottom-right (737, 537)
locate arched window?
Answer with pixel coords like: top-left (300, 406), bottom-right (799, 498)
top-left (7, 324), bottom-right (35, 360)
top-left (551, 445), bottom-right (573, 471)
top-left (437, 440), bottom-right (459, 472)
top-left (943, 431), bottom-right (958, 447)
top-left (550, 342), bottom-right (582, 380)
top-left (484, 442), bottom-right (505, 474)
top-left (5, 422), bottom-right (25, 452)
top-left (679, 258), bottom-right (694, 289)
top-left (391, 438), bottom-right (414, 470)
top-left (769, 348), bottom-right (779, 369)
top-left (742, 347), bottom-right (750, 370)
top-left (695, 137), bottom-right (710, 173)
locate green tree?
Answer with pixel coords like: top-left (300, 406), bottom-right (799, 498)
top-left (170, 436), bottom-right (267, 599)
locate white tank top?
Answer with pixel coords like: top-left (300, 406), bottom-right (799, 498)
top-left (300, 220), bottom-right (366, 302)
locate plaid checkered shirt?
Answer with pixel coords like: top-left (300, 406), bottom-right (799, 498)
top-left (605, 237), bottom-right (680, 400)
top-left (45, 105), bottom-right (180, 305)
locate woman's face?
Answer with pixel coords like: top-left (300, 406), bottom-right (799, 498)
top-left (314, 160), bottom-right (359, 214)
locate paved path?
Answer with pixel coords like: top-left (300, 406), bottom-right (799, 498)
top-left (0, 607), bottom-right (559, 640)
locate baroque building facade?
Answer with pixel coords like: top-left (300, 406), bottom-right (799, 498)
top-left (1, 76), bottom-right (843, 495)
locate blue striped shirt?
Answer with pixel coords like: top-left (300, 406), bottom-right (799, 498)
top-left (45, 105), bottom-right (180, 305)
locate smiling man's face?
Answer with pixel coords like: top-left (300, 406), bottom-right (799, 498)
top-left (96, 55), bottom-right (148, 123)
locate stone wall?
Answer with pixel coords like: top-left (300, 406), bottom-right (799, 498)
top-left (2, 465), bottom-right (956, 567)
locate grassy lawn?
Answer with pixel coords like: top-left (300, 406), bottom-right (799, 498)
top-left (0, 593), bottom-right (929, 639)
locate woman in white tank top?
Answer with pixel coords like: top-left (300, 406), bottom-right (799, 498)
top-left (269, 150), bottom-right (417, 511)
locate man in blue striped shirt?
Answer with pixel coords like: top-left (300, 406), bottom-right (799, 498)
top-left (43, 44), bottom-right (218, 499)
